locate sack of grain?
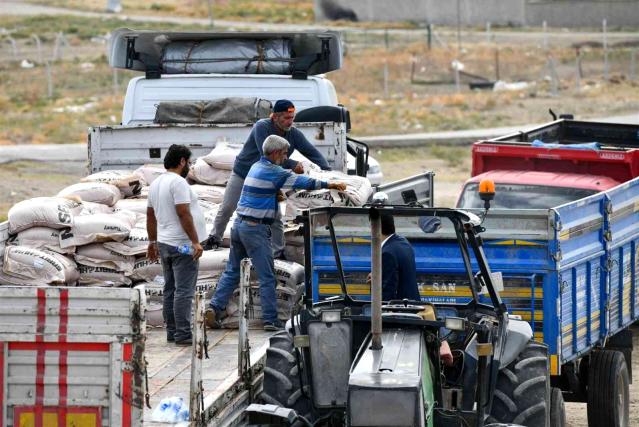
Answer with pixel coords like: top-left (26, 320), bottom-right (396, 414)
top-left (201, 142), bottom-right (243, 170)
top-left (77, 263), bottom-right (132, 287)
top-left (2, 246), bottom-right (79, 285)
top-left (79, 201), bottom-right (115, 215)
top-left (130, 258), bottom-right (163, 283)
top-left (284, 171), bottom-right (372, 219)
top-left (103, 227), bottom-right (150, 256)
top-left (57, 182), bottom-right (121, 206)
top-left (113, 198), bottom-right (149, 215)
top-left (133, 165), bottom-right (165, 186)
top-left (8, 197), bottom-right (83, 234)
top-left (221, 284), bottom-right (303, 328)
top-left (198, 248), bottom-right (229, 279)
top-left (74, 243), bottom-right (136, 274)
top-left (59, 212), bottom-right (136, 248)
top-left (188, 158), bottom-right (232, 186)
top-left (8, 227), bottom-right (75, 255)
top-left (81, 170), bottom-right (142, 197)
top-left (191, 184), bottom-right (226, 204)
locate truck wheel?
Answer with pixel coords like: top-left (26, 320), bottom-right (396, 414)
top-left (550, 387), bottom-right (565, 427)
top-left (587, 350), bottom-right (629, 427)
top-left (488, 340), bottom-right (550, 427)
top-left (260, 331), bottom-right (311, 423)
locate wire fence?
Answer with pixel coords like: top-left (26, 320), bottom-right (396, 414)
top-left (1, 22), bottom-right (638, 102)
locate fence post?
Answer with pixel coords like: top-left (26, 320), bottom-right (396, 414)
top-left (603, 19), bottom-right (609, 81)
top-left (427, 24), bottom-right (432, 50)
top-left (30, 34), bottom-right (42, 64)
top-left (113, 68), bottom-right (119, 93)
top-left (486, 22), bottom-right (492, 44)
top-left (45, 61), bottom-right (53, 98)
top-left (575, 48), bottom-right (582, 90)
top-left (207, 0), bottom-right (214, 28)
top-left (454, 60), bottom-right (461, 93)
top-left (548, 57), bottom-right (559, 96)
top-left (494, 48), bottom-right (500, 81)
top-left (543, 21), bottom-right (548, 52)
top-left (4, 36), bottom-right (18, 61)
top-left (384, 28), bottom-right (389, 50)
top-left (631, 49), bottom-right (637, 81)
top-left (52, 32), bottom-right (69, 61)
top-left (383, 60), bottom-right (389, 99)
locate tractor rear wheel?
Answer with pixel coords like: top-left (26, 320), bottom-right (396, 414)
top-left (550, 387), bottom-right (565, 427)
top-left (488, 340), bottom-right (551, 427)
top-left (260, 330), bottom-right (312, 423)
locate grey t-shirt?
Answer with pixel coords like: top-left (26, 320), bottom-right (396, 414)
top-left (147, 172), bottom-right (207, 247)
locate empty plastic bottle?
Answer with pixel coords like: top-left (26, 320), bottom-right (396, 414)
top-left (177, 244), bottom-right (194, 255)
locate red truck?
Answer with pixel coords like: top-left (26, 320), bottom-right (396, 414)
top-left (456, 119), bottom-right (639, 208)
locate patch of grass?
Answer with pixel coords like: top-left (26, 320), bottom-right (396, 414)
top-left (0, 14), bottom-right (204, 41)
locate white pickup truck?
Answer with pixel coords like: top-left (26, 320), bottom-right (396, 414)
top-left (0, 30), bottom-right (434, 426)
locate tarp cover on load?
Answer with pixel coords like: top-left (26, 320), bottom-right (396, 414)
top-left (154, 97), bottom-right (272, 124)
top-left (162, 39), bottom-right (292, 74)
top-left (109, 29), bottom-right (343, 78)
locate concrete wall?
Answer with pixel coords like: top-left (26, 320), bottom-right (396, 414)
top-left (526, 1), bottom-right (639, 27)
top-left (314, 0), bottom-right (639, 27)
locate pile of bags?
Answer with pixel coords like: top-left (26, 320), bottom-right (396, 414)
top-left (0, 142), bottom-right (374, 329)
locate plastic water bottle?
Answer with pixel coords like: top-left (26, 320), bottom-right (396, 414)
top-left (151, 396), bottom-right (189, 422)
top-left (177, 244), bottom-right (194, 255)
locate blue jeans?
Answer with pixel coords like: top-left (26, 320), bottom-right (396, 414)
top-left (158, 243), bottom-right (199, 342)
top-left (210, 218), bottom-right (278, 323)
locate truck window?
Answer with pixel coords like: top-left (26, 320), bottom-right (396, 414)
top-left (457, 183), bottom-right (598, 209)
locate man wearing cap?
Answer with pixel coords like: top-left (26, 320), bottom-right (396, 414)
top-left (203, 99), bottom-right (332, 258)
top-left (206, 135), bottom-right (346, 331)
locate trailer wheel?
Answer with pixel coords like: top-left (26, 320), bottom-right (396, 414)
top-left (550, 387), bottom-right (565, 427)
top-left (488, 340), bottom-right (550, 427)
top-left (260, 331), bottom-right (311, 423)
top-left (587, 350), bottom-right (629, 427)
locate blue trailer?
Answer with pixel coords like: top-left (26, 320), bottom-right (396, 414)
top-left (310, 119), bottom-right (638, 427)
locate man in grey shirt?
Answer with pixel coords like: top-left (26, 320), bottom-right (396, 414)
top-left (203, 99), bottom-right (332, 258)
top-left (147, 144), bottom-right (207, 346)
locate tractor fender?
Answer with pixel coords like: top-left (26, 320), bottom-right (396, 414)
top-left (499, 318), bottom-right (533, 368)
top-left (465, 318), bottom-right (532, 368)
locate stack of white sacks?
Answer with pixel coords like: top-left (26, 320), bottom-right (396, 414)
top-left (0, 142), bottom-right (373, 326)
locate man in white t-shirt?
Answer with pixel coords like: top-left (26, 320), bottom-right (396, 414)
top-left (147, 144), bottom-right (207, 346)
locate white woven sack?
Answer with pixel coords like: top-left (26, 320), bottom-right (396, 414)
top-left (79, 201), bottom-right (114, 215)
top-left (189, 158), bottom-right (232, 186)
top-left (8, 227), bottom-right (75, 255)
top-left (113, 198), bottom-right (149, 215)
top-left (221, 284), bottom-right (303, 328)
top-left (57, 182), bottom-right (121, 206)
top-left (74, 243), bottom-right (135, 274)
top-left (201, 141), bottom-right (242, 170)
top-left (289, 151), bottom-right (323, 174)
top-left (191, 184), bottom-right (226, 204)
top-left (59, 212), bottom-right (136, 248)
top-left (133, 165), bottom-right (165, 186)
top-left (198, 248), bottom-right (229, 279)
top-left (77, 263), bottom-right (131, 287)
top-left (130, 258), bottom-right (163, 283)
top-left (103, 227), bottom-right (149, 256)
top-left (81, 170), bottom-right (142, 197)
top-left (8, 197), bottom-right (82, 234)
top-left (2, 246), bottom-right (79, 285)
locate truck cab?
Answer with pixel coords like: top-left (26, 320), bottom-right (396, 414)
top-left (456, 120), bottom-right (639, 209)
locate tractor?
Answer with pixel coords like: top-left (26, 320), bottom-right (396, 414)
top-left (246, 205), bottom-right (557, 427)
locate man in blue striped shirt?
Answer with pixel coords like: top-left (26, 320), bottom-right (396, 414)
top-left (206, 135), bottom-right (346, 331)
top-left (203, 99), bottom-right (332, 258)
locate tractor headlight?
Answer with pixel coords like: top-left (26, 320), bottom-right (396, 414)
top-left (321, 310), bottom-right (341, 323)
top-left (445, 317), bottom-right (467, 331)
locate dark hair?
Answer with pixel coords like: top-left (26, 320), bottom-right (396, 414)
top-left (164, 144), bottom-right (191, 169)
top-left (381, 214), bottom-right (395, 235)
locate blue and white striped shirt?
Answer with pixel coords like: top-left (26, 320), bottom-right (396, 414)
top-left (236, 157), bottom-right (328, 221)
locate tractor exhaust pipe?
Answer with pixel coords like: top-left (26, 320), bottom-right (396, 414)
top-left (370, 209), bottom-right (383, 350)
